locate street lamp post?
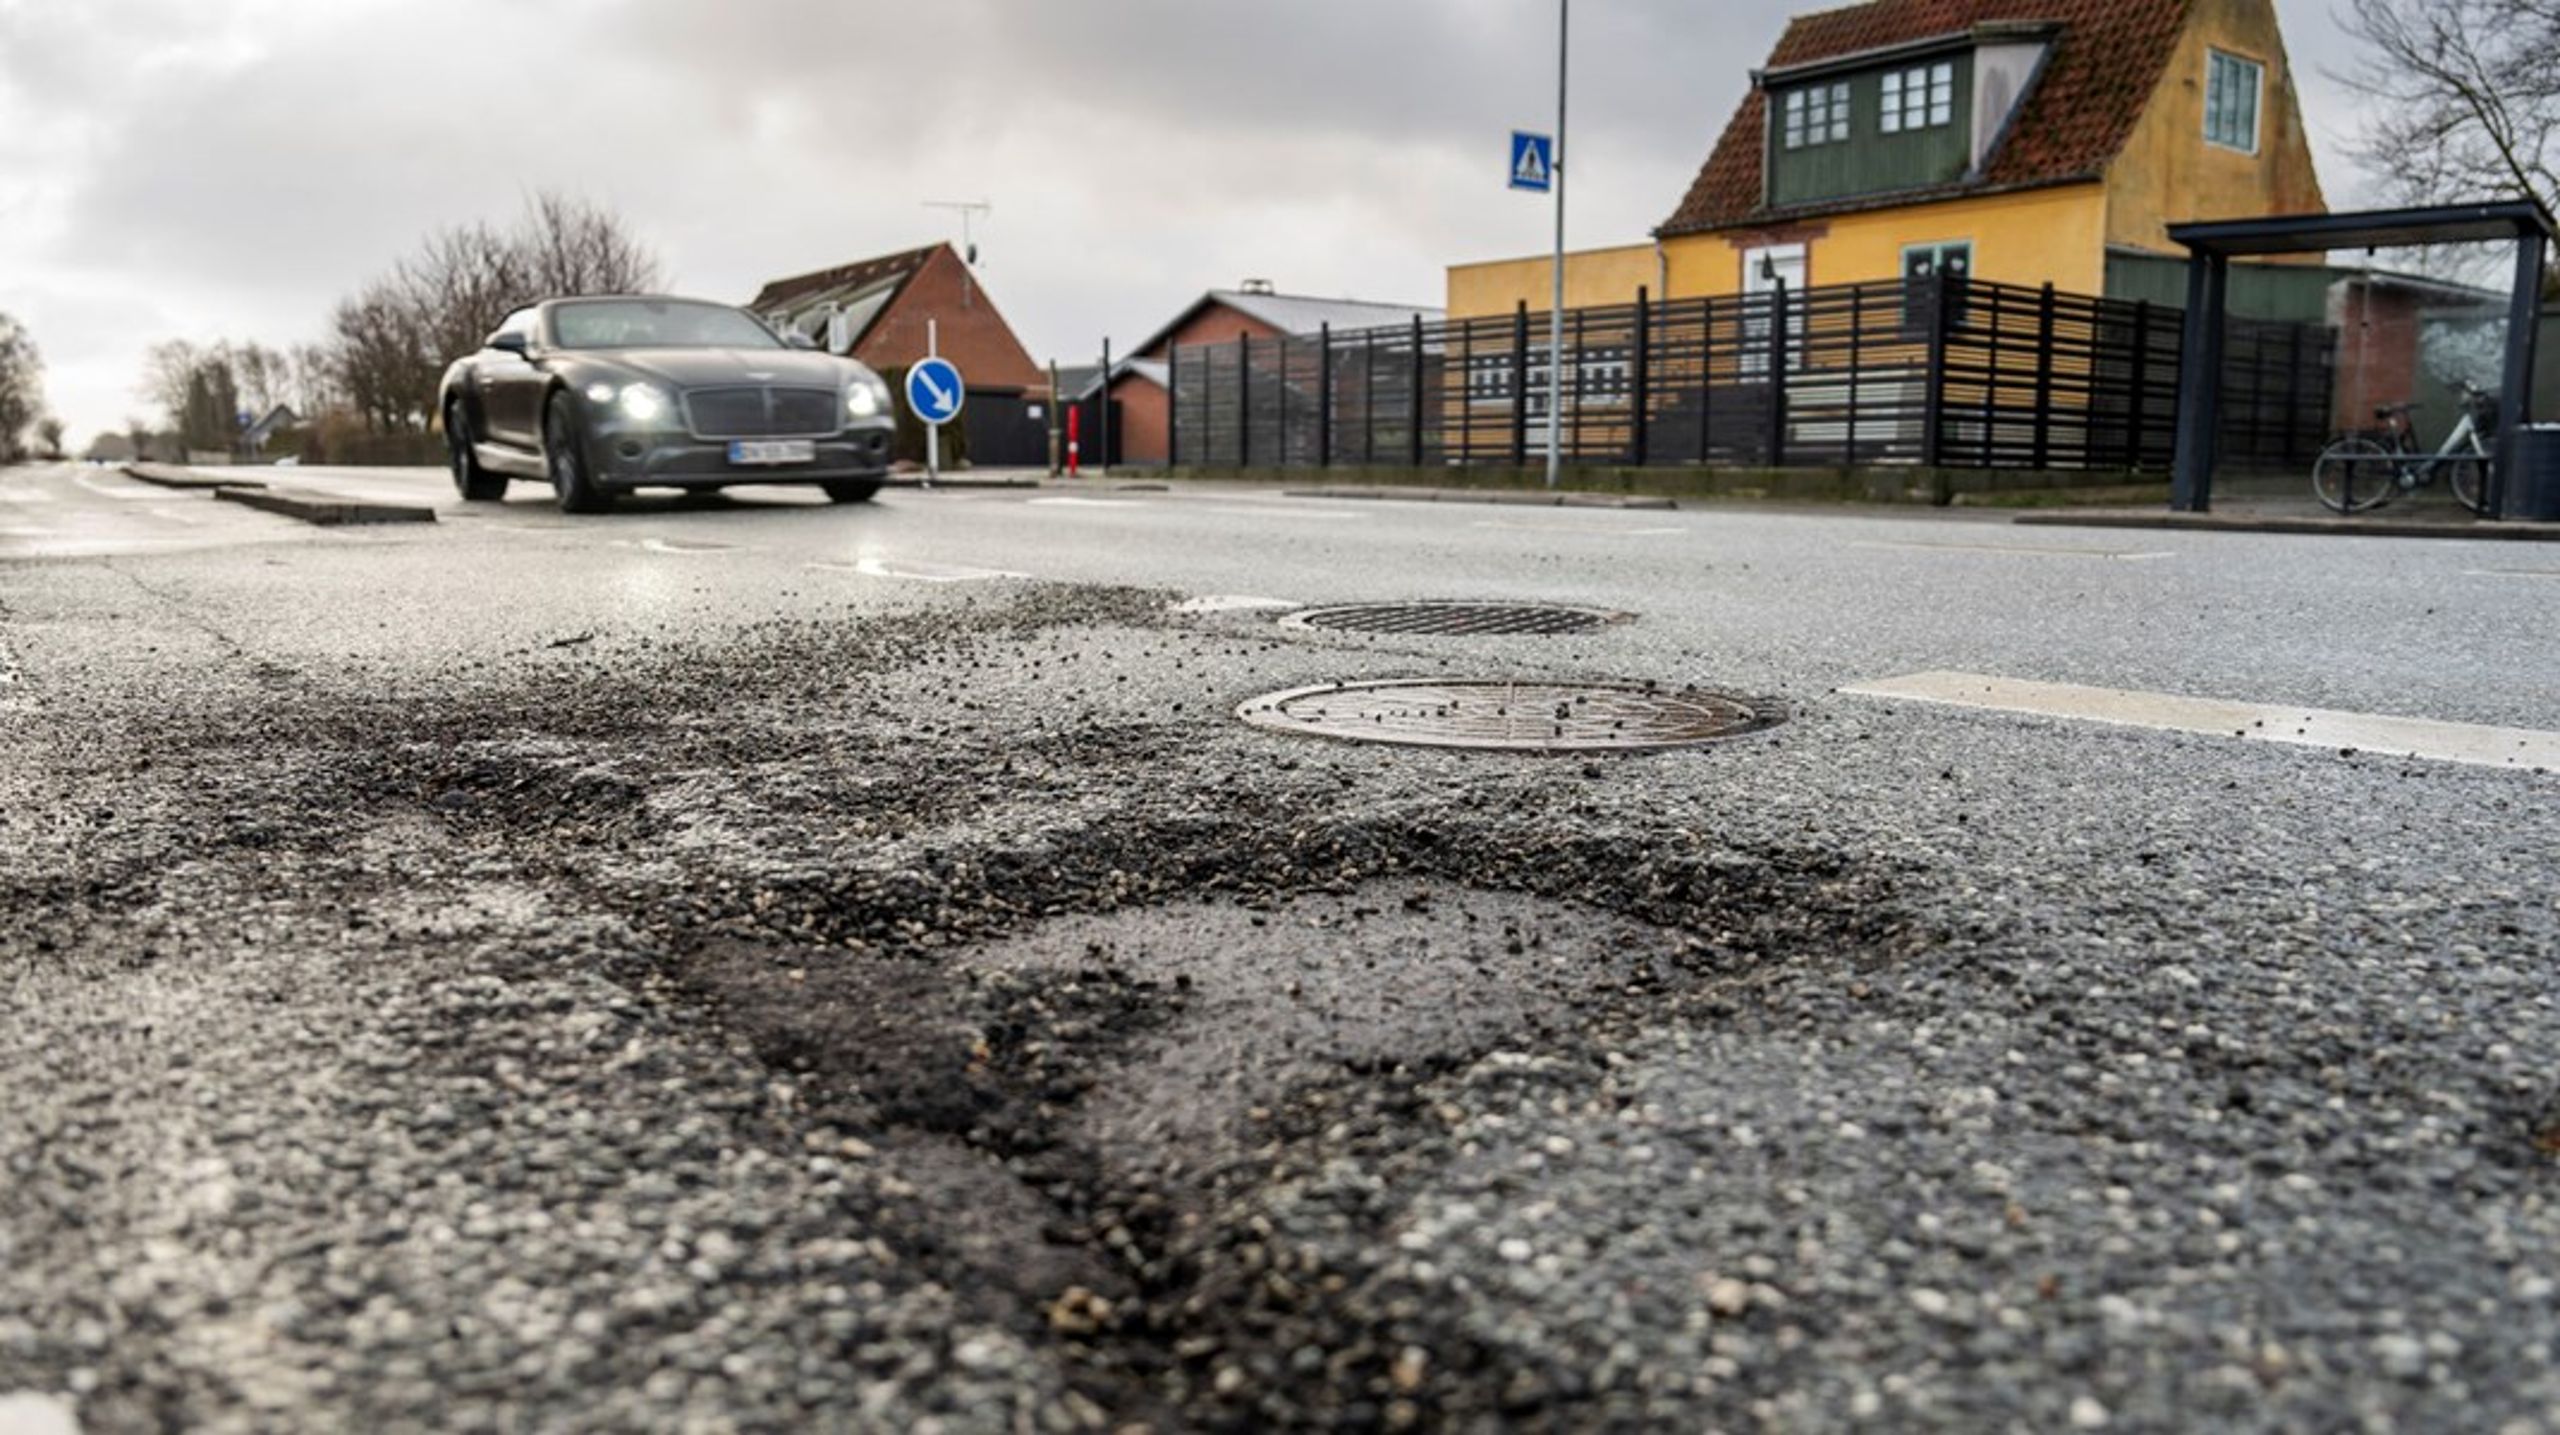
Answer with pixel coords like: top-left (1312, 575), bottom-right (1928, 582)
top-left (1547, 0), bottom-right (1568, 490)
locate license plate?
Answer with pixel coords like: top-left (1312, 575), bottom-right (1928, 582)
top-left (727, 439), bottom-right (815, 466)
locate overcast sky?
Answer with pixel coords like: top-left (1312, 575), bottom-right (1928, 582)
top-left (0, 0), bottom-right (2373, 441)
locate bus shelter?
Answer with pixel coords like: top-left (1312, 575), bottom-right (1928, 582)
top-left (2167, 203), bottom-right (2552, 516)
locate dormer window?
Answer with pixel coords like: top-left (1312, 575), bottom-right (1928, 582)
top-left (1881, 62), bottom-right (1955, 133)
top-left (1782, 82), bottom-right (1851, 149)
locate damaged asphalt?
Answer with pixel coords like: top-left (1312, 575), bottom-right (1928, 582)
top-left (3, 477), bottom-right (2558, 1432)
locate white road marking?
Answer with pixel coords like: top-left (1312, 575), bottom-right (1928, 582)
top-left (2465, 568), bottom-right (2560, 581)
top-left (0, 1390), bottom-right (81, 1435)
top-left (1850, 539), bottom-right (2174, 561)
top-left (813, 557), bottom-right (1029, 583)
top-left (72, 472), bottom-right (164, 501)
top-left (634, 537), bottom-right (739, 555)
top-left (1193, 504), bottom-right (1359, 520)
top-left (1844, 670), bottom-right (2560, 771)
top-left (1169, 594), bottom-right (1304, 614)
top-left (1473, 520), bottom-right (1689, 536)
top-left (1028, 496), bottom-right (1150, 509)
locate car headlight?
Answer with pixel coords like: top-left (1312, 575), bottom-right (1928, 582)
top-left (617, 384), bottom-right (671, 424)
top-left (847, 376), bottom-right (888, 419)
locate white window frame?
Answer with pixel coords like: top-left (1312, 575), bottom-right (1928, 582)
top-left (2204, 48), bottom-right (2263, 154)
top-left (1781, 81), bottom-right (1851, 150)
top-left (1900, 240), bottom-right (1974, 280)
top-left (1881, 61), bottom-right (1955, 134)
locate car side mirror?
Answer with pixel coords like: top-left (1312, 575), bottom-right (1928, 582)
top-left (488, 331), bottom-right (530, 357)
top-left (784, 331), bottom-right (818, 351)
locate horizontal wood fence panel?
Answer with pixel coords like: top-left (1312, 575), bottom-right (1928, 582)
top-left (1168, 276), bottom-right (2332, 475)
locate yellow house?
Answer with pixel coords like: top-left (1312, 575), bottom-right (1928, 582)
top-left (1448, 0), bottom-right (2326, 319)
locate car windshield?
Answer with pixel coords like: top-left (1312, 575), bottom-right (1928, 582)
top-left (549, 300), bottom-right (780, 350)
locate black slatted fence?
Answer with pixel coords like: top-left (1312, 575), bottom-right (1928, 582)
top-left (1168, 274), bottom-right (2331, 474)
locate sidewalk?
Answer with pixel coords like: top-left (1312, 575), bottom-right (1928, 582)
top-left (2015, 495), bottom-right (2560, 542)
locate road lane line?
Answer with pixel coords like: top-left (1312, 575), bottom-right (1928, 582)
top-left (73, 471), bottom-right (165, 501)
top-left (1849, 539), bottom-right (2174, 561)
top-left (1028, 496), bottom-right (1150, 509)
top-left (1190, 504), bottom-right (1358, 520)
top-left (1473, 520), bottom-right (1689, 536)
top-left (2465, 568), bottom-right (2560, 581)
top-left (634, 537), bottom-right (740, 555)
top-left (1170, 594), bottom-right (1303, 614)
top-left (811, 557), bottom-right (1029, 583)
top-left (1843, 670), bottom-right (2560, 771)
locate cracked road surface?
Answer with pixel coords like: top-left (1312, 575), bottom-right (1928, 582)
top-left (3, 462), bottom-right (2557, 1431)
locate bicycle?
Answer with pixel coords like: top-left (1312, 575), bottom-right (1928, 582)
top-left (2311, 379), bottom-right (2496, 515)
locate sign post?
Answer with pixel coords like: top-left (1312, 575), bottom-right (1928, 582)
top-left (904, 320), bottom-right (966, 490)
top-left (1509, 0), bottom-right (1568, 490)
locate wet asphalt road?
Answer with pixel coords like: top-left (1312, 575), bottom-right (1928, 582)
top-left (2, 460), bottom-right (2557, 1432)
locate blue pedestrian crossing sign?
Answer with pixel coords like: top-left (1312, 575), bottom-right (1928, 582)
top-left (905, 356), bottom-right (965, 425)
top-left (1509, 131), bottom-right (1553, 193)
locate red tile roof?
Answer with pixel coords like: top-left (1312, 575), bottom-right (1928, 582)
top-left (747, 243), bottom-right (944, 313)
top-left (1659, 0), bottom-right (2192, 236)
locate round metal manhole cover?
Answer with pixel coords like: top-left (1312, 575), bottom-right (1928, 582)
top-left (1278, 601), bottom-right (1629, 637)
top-left (1237, 679), bottom-right (1781, 753)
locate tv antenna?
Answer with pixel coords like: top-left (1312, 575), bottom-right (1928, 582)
top-left (924, 199), bottom-right (992, 267)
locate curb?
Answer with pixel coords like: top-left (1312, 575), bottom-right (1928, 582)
top-left (214, 486), bottom-right (436, 527)
top-left (2014, 510), bottom-right (2560, 542)
top-left (124, 462), bottom-right (263, 492)
top-left (882, 474), bottom-right (1043, 489)
top-left (1280, 485), bottom-right (1677, 511)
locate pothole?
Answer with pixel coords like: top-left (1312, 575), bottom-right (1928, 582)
top-left (955, 883), bottom-right (1689, 1164)
top-left (1278, 601), bottom-right (1628, 636)
top-left (1237, 679), bottom-right (1781, 752)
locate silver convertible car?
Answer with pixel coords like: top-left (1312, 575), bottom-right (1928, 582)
top-left (437, 296), bottom-right (897, 512)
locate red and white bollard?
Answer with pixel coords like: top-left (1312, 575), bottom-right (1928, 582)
top-left (1066, 405), bottom-right (1081, 478)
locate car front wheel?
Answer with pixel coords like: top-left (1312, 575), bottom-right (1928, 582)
top-left (822, 480), bottom-right (882, 504)
top-left (544, 393), bottom-right (613, 514)
top-left (446, 401), bottom-right (509, 501)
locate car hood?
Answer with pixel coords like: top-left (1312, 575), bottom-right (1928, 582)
top-left (580, 348), bottom-right (861, 390)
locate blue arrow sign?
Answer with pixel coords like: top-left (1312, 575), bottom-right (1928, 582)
top-left (904, 357), bottom-right (966, 425)
top-left (1509, 131), bottom-right (1553, 193)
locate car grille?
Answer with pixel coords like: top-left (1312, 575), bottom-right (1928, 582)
top-left (683, 387), bottom-right (841, 439)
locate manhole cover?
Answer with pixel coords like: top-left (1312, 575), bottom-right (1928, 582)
top-left (1237, 679), bottom-right (1780, 752)
top-left (1279, 601), bottom-right (1628, 636)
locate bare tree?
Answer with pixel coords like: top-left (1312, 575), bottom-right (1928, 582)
top-left (2340, 0), bottom-right (2560, 235)
top-left (220, 341), bottom-right (290, 416)
top-left (285, 342), bottom-right (343, 415)
top-left (520, 190), bottom-right (666, 297)
top-left (151, 190), bottom-right (668, 445)
top-left (34, 416), bottom-right (64, 459)
top-left (0, 315), bottom-right (42, 463)
top-left (397, 219), bottom-right (530, 376)
top-left (140, 339), bottom-right (204, 430)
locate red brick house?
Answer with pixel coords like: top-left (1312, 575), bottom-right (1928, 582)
top-left (750, 243), bottom-right (1047, 464)
top-left (1091, 285), bottom-right (1441, 463)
